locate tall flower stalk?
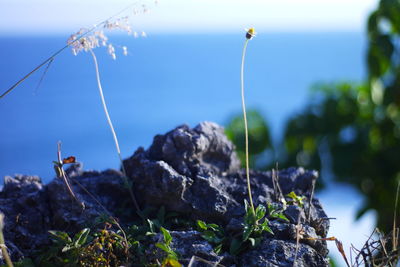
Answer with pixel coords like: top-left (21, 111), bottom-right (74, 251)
top-left (241, 28), bottom-right (256, 215)
top-left (89, 49), bottom-right (140, 212)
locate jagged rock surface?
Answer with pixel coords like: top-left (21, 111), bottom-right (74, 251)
top-left (124, 122), bottom-right (329, 233)
top-left (0, 121), bottom-right (330, 266)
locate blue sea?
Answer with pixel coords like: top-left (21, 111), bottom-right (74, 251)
top-left (0, 33), bottom-right (374, 265)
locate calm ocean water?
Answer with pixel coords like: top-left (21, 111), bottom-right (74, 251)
top-left (0, 32), bottom-right (366, 180)
top-left (0, 33), bottom-right (373, 264)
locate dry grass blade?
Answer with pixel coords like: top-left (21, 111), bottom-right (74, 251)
top-left (393, 180), bottom-right (400, 251)
top-left (335, 239), bottom-right (351, 267)
top-left (187, 255), bottom-right (225, 267)
top-left (33, 58), bottom-right (54, 95)
top-left (0, 213), bottom-right (14, 267)
top-left (293, 213), bottom-right (302, 267)
top-left (377, 232), bottom-right (391, 267)
top-left (272, 163), bottom-right (284, 202)
top-left (55, 142), bottom-right (84, 209)
top-left (307, 175), bottom-right (317, 222)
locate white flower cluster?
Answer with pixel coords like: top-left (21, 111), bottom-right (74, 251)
top-left (67, 6), bottom-right (149, 60)
top-left (104, 16), bottom-right (132, 34)
top-left (67, 29), bottom-right (108, 56)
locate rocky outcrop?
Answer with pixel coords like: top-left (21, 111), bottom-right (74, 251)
top-left (0, 122), bottom-right (330, 266)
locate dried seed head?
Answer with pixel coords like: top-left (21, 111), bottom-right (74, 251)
top-left (66, 4), bottom-right (152, 58)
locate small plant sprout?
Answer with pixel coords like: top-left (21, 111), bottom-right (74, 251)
top-left (155, 227), bottom-right (182, 267)
top-left (241, 27), bottom-right (257, 215)
top-left (286, 191), bottom-right (305, 208)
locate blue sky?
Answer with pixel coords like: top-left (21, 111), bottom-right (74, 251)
top-left (1, 0), bottom-right (378, 34)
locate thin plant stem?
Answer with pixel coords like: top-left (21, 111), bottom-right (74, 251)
top-left (33, 58), bottom-right (54, 95)
top-left (393, 180), bottom-right (400, 250)
top-left (89, 49), bottom-right (140, 213)
top-left (55, 141), bottom-right (83, 208)
top-left (0, 214), bottom-right (14, 267)
top-left (241, 38), bottom-right (255, 214)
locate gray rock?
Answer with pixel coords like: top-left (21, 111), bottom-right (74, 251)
top-left (284, 205), bottom-right (306, 224)
top-left (158, 231), bottom-right (223, 264)
top-left (124, 122), bottom-right (329, 232)
top-left (0, 175), bottom-right (51, 260)
top-left (146, 122), bottom-right (241, 177)
top-left (46, 166), bottom-right (132, 232)
top-left (239, 238), bottom-right (329, 267)
top-left (0, 121), bottom-right (330, 267)
top-left (0, 168), bottom-right (131, 263)
top-left (122, 122), bottom-right (330, 266)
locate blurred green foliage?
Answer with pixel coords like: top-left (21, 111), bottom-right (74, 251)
top-left (225, 109), bottom-right (272, 169)
top-left (226, 0), bottom-right (400, 231)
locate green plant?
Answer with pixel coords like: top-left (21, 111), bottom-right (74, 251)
top-left (240, 27), bottom-right (257, 214)
top-left (230, 200), bottom-right (274, 255)
top-left (79, 228), bottom-right (128, 266)
top-left (267, 202), bottom-right (289, 222)
top-left (37, 228), bottom-right (91, 266)
top-left (286, 191), bottom-right (305, 208)
top-left (278, 0), bottom-right (400, 232)
top-left (155, 227), bottom-right (181, 267)
top-left (243, 200), bottom-right (274, 242)
top-left (196, 220), bottom-right (225, 254)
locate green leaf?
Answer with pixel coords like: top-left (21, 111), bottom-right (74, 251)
top-left (243, 224), bottom-right (254, 241)
top-left (244, 200), bottom-right (256, 225)
top-left (196, 220), bottom-right (208, 230)
top-left (156, 242), bottom-right (171, 254)
top-left (201, 230), bottom-right (216, 242)
top-left (73, 228), bottom-right (90, 247)
top-left (255, 204), bottom-right (266, 221)
top-left (61, 244), bottom-right (73, 253)
top-left (260, 220), bottom-right (274, 235)
top-left (49, 231), bottom-right (72, 244)
top-left (201, 230), bottom-right (224, 244)
top-left (286, 191), bottom-right (304, 207)
top-left (207, 223), bottom-right (220, 231)
top-left (160, 227), bottom-right (172, 245)
top-left (273, 213), bottom-right (289, 222)
top-left (214, 243), bottom-right (223, 254)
